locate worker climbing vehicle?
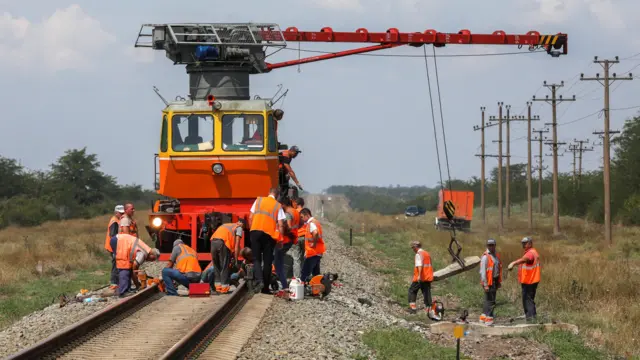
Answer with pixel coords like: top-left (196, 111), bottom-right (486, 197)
top-left (134, 23), bottom-right (567, 274)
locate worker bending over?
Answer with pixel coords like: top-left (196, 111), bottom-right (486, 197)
top-left (119, 203), bottom-right (138, 236)
top-left (299, 208), bottom-right (325, 283)
top-left (162, 240), bottom-right (202, 296)
top-left (202, 248), bottom-right (254, 290)
top-left (278, 145), bottom-right (303, 193)
top-left (479, 238), bottom-right (502, 326)
top-left (508, 236), bottom-right (541, 323)
top-left (290, 197), bottom-right (306, 279)
top-left (249, 188), bottom-right (286, 294)
top-left (110, 233), bottom-right (159, 297)
top-left (408, 241), bottom-right (439, 320)
top-left (105, 205), bottom-right (125, 289)
top-left (273, 198), bottom-right (300, 295)
top-left (210, 219), bottom-right (245, 294)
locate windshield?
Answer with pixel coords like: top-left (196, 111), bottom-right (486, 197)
top-left (171, 114), bottom-right (214, 152)
top-left (406, 206), bottom-right (418, 212)
top-left (221, 114), bottom-right (264, 151)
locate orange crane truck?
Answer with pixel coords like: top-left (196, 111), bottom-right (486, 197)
top-left (435, 189), bottom-right (474, 232)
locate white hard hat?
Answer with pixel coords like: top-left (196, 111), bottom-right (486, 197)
top-left (115, 205), bottom-right (125, 213)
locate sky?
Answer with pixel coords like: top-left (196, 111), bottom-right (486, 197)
top-left (1, 0), bottom-right (640, 194)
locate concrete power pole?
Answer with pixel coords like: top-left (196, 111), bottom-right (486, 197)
top-left (526, 103), bottom-right (540, 229)
top-left (473, 107), bottom-right (498, 225)
top-left (533, 81), bottom-right (575, 236)
top-left (532, 128), bottom-right (550, 213)
top-left (580, 56), bottom-right (633, 246)
top-left (489, 102), bottom-right (504, 230)
top-left (571, 139), bottom-right (594, 186)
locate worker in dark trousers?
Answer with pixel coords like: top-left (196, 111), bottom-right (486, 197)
top-left (508, 237), bottom-right (541, 323)
top-left (408, 241), bottom-right (438, 320)
top-left (479, 238), bottom-right (502, 325)
top-left (290, 197), bottom-right (306, 278)
top-left (248, 188), bottom-right (286, 294)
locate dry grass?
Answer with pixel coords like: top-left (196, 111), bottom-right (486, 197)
top-left (0, 211), bottom-right (153, 286)
top-left (326, 200), bottom-right (640, 358)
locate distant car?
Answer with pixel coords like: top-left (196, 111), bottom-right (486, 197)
top-left (405, 205), bottom-right (425, 217)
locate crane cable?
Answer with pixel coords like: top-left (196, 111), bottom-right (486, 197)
top-left (422, 45), bottom-right (453, 195)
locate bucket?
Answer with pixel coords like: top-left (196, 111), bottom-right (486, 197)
top-left (288, 278), bottom-right (304, 300)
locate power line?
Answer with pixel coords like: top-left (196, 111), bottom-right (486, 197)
top-left (281, 46), bottom-right (547, 58)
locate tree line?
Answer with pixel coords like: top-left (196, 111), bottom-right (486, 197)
top-left (328, 113), bottom-right (640, 225)
top-left (0, 147), bottom-right (159, 229)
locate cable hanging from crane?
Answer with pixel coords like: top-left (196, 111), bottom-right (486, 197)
top-left (422, 44), bottom-right (465, 268)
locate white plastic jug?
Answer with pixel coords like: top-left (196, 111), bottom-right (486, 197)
top-left (289, 278), bottom-right (304, 300)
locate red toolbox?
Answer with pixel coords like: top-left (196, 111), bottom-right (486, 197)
top-left (188, 283), bottom-right (211, 297)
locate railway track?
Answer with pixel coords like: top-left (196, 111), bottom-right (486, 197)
top-left (5, 279), bottom-right (271, 360)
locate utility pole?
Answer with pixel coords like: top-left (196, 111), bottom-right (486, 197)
top-left (488, 102), bottom-right (504, 230)
top-left (474, 107), bottom-right (498, 225)
top-left (568, 144), bottom-right (578, 183)
top-left (533, 81), bottom-right (575, 236)
top-left (532, 128), bottom-right (549, 213)
top-left (505, 105), bottom-right (511, 219)
top-left (581, 56), bottom-right (633, 246)
top-left (525, 103), bottom-right (540, 229)
top-left (572, 139), bottom-right (594, 186)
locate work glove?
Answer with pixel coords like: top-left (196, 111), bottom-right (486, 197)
top-left (483, 284), bottom-right (489, 292)
top-left (298, 184), bottom-right (304, 191)
top-left (508, 262), bottom-right (515, 270)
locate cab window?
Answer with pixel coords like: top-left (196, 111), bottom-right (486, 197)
top-left (160, 115), bottom-right (168, 152)
top-left (267, 114), bottom-right (277, 152)
top-left (171, 114), bottom-right (214, 152)
top-left (221, 114), bottom-right (264, 151)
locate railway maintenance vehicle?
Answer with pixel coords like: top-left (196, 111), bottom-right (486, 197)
top-left (134, 23), bottom-right (567, 268)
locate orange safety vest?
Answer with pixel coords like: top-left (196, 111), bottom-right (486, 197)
top-left (518, 248), bottom-right (541, 284)
top-left (119, 216), bottom-right (139, 237)
top-left (250, 196), bottom-right (282, 239)
top-left (482, 250), bottom-right (502, 286)
top-left (412, 249), bottom-right (434, 282)
top-left (304, 218), bottom-right (326, 258)
top-left (175, 244), bottom-right (202, 273)
top-left (115, 234), bottom-right (152, 270)
top-left (211, 223), bottom-right (242, 252)
top-left (105, 216), bottom-right (119, 252)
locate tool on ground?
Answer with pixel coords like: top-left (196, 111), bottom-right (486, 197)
top-left (304, 273), bottom-right (337, 299)
top-left (429, 300), bottom-right (445, 321)
top-left (188, 283), bottom-right (211, 297)
top-left (137, 270), bottom-right (148, 289)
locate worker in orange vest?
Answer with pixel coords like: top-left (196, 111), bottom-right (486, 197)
top-left (105, 205), bottom-right (125, 289)
top-left (299, 208), bottom-right (325, 283)
top-left (408, 241), bottom-right (438, 319)
top-left (110, 233), bottom-right (159, 297)
top-left (273, 198), bottom-right (300, 296)
top-left (210, 219), bottom-right (245, 294)
top-left (479, 238), bottom-right (502, 326)
top-left (162, 240), bottom-right (202, 296)
top-left (119, 203), bottom-right (138, 236)
top-left (248, 188), bottom-right (286, 294)
top-left (290, 197), bottom-right (306, 278)
top-left (508, 236), bottom-right (541, 323)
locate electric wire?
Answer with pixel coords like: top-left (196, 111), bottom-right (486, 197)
top-left (281, 46), bottom-right (546, 58)
top-left (422, 45), bottom-right (445, 191)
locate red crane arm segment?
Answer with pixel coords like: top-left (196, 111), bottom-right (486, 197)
top-left (262, 27), bottom-right (567, 71)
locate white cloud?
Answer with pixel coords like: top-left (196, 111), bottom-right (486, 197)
top-left (307, 0), bottom-right (363, 11)
top-left (515, 0), bottom-right (626, 30)
top-left (0, 4), bottom-right (116, 73)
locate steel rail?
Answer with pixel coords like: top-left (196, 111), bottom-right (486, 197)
top-left (6, 284), bottom-right (160, 360)
top-left (159, 280), bottom-right (251, 360)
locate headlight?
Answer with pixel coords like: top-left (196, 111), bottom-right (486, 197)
top-left (212, 163), bottom-right (223, 174)
top-left (152, 217), bottom-right (163, 227)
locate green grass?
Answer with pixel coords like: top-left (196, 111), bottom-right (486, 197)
top-left (362, 327), bottom-right (467, 360)
top-left (0, 263), bottom-right (110, 327)
top-left (511, 330), bottom-right (608, 360)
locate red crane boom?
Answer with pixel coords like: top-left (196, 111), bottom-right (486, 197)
top-left (264, 27), bottom-right (567, 70)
